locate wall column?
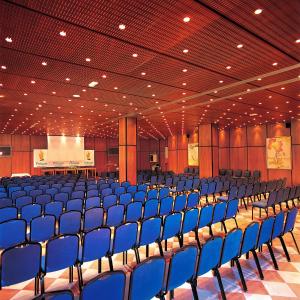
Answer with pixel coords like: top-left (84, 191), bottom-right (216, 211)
top-left (119, 117), bottom-right (137, 184)
top-left (198, 124), bottom-right (219, 177)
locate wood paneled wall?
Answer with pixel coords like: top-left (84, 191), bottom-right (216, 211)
top-left (219, 120), bottom-right (300, 186)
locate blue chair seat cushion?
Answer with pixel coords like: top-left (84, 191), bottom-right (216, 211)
top-left (252, 200), bottom-right (268, 208)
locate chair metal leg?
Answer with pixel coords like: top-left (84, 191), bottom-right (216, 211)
top-left (214, 268), bottom-right (226, 300)
top-left (235, 259), bottom-right (247, 292)
top-left (158, 241), bottom-right (164, 256)
top-left (290, 231), bottom-right (300, 254)
top-left (222, 221), bottom-right (227, 234)
top-left (41, 275), bottom-right (45, 294)
top-left (98, 258), bottom-right (102, 273)
top-left (178, 234), bottom-right (184, 247)
top-left (122, 252), bottom-right (125, 265)
top-left (34, 277), bottom-right (38, 295)
top-left (251, 250), bottom-right (264, 280)
top-left (170, 290), bottom-right (174, 299)
top-left (191, 281), bottom-right (199, 300)
top-left (165, 239), bottom-right (168, 251)
top-left (195, 230), bottom-right (201, 249)
top-left (267, 243), bottom-right (278, 270)
top-left (252, 207), bottom-right (254, 220)
top-left (279, 236), bottom-right (290, 261)
top-left (134, 248), bottom-right (141, 264)
top-left (209, 225), bottom-right (213, 236)
top-left (234, 217), bottom-right (239, 228)
top-left (77, 265), bottom-right (83, 291)
top-left (69, 266), bottom-right (73, 283)
top-left (146, 244), bottom-right (149, 257)
top-left (108, 256), bottom-right (114, 271)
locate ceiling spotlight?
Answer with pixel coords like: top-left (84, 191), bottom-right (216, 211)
top-left (296, 39), bottom-right (300, 43)
top-left (254, 8), bottom-right (263, 15)
top-left (85, 58), bottom-right (91, 62)
top-left (5, 37), bottom-right (12, 43)
top-left (88, 81), bottom-right (99, 87)
top-left (219, 80), bottom-right (224, 83)
top-left (226, 66), bottom-right (231, 69)
top-left (141, 72), bottom-right (146, 76)
top-left (272, 62), bottom-right (278, 66)
top-left (31, 80), bottom-right (36, 84)
top-left (42, 61), bottom-right (47, 66)
top-left (237, 44), bottom-right (244, 48)
top-left (182, 69), bottom-right (187, 72)
top-left (119, 24), bottom-right (126, 30)
top-left (132, 53), bottom-right (138, 57)
top-left (147, 84), bottom-right (151, 88)
top-left (65, 78), bottom-right (70, 81)
top-left (183, 49), bottom-right (189, 53)
top-left (183, 16), bottom-right (190, 23)
top-left (1, 65), bottom-right (7, 70)
top-left (73, 94), bottom-right (80, 98)
top-left (59, 31), bottom-right (66, 37)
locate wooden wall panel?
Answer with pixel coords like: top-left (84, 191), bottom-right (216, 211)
top-left (292, 145), bottom-right (300, 185)
top-left (219, 129), bottom-right (229, 148)
top-left (230, 147), bottom-right (247, 170)
top-left (212, 147), bottom-right (219, 176)
top-left (84, 137), bottom-right (95, 149)
top-left (0, 134), bottom-right (11, 146)
top-left (199, 124), bottom-right (212, 146)
top-left (291, 120), bottom-right (300, 144)
top-left (177, 134), bottom-right (188, 150)
top-left (12, 135), bottom-right (30, 151)
top-left (219, 148), bottom-right (230, 169)
top-left (230, 128), bottom-right (247, 147)
top-left (30, 135), bottom-right (47, 150)
top-left (247, 125), bottom-right (266, 147)
top-left (268, 170), bottom-right (292, 186)
top-left (247, 147), bottom-right (267, 181)
top-left (168, 150), bottom-right (177, 173)
top-left (177, 149), bottom-right (187, 173)
top-left (11, 151), bottom-right (30, 174)
top-left (94, 138), bottom-right (107, 151)
top-left (199, 147), bottom-right (212, 177)
top-left (0, 157), bottom-right (12, 177)
top-left (95, 151), bottom-right (108, 172)
top-left (267, 123), bottom-right (290, 138)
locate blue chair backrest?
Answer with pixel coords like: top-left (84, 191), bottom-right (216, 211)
top-left (46, 188), bottom-right (58, 198)
top-left (39, 184), bottom-right (50, 192)
top-left (159, 196), bottom-right (173, 216)
top-left (225, 199), bottom-right (239, 219)
top-left (0, 242), bottom-right (41, 287)
top-left (165, 177), bottom-right (173, 187)
top-left (192, 178), bottom-right (200, 190)
top-left (60, 187), bottom-right (72, 196)
top-left (36, 194), bottom-right (51, 207)
top-left (101, 188), bottom-right (112, 199)
top-left (115, 187), bottom-right (126, 198)
top-left (127, 186), bottom-right (137, 196)
top-left (106, 205), bottom-right (125, 227)
top-left (139, 217), bottom-right (162, 246)
top-left (283, 207), bottom-right (298, 233)
top-left (21, 204), bottom-right (42, 224)
top-left (71, 191), bottom-right (85, 200)
top-left (208, 181), bottom-right (216, 194)
top-left (81, 227), bottom-right (111, 263)
top-left (66, 199), bottom-right (83, 212)
top-left (200, 183), bottom-right (209, 196)
top-left (257, 216), bottom-right (275, 247)
top-left (45, 235), bottom-right (79, 273)
top-left (54, 192), bottom-right (69, 206)
top-left (272, 211), bottom-right (285, 239)
top-left (110, 182), bottom-right (120, 191)
top-left (173, 194), bottom-right (186, 212)
top-left (15, 195), bottom-right (32, 210)
top-left (29, 189), bottom-right (43, 199)
top-left (159, 187), bottom-right (169, 200)
top-left (59, 211), bottom-right (81, 234)
top-left (8, 186), bottom-right (21, 198)
top-left (113, 222), bottom-right (138, 254)
top-left (237, 185), bottom-right (246, 198)
top-left (147, 189), bottom-right (158, 201)
top-left (87, 184), bottom-right (97, 191)
top-left (83, 207), bottom-right (104, 232)
top-left (86, 190), bottom-right (98, 198)
top-left (119, 193), bottom-right (132, 206)
top-left (166, 245), bottom-right (198, 292)
top-left (240, 222), bottom-right (259, 255)
top-left (198, 205), bottom-right (213, 228)
top-left (99, 183), bottom-right (109, 191)
top-left (134, 191), bottom-right (146, 203)
top-left (126, 202), bottom-right (142, 222)
top-left (212, 202), bottom-right (227, 224)
top-left (143, 199), bottom-right (159, 219)
top-left (11, 190), bottom-right (26, 201)
top-left (121, 181), bottom-right (131, 189)
top-left (184, 179), bottom-right (193, 191)
top-left (74, 186), bottom-right (86, 192)
top-left (81, 271), bottom-right (125, 300)
top-left (0, 219), bottom-right (26, 249)
top-left (197, 237), bottom-right (223, 275)
top-left (182, 208), bottom-right (199, 234)
top-left (129, 257), bottom-right (165, 300)
top-left (0, 198), bottom-right (13, 208)
top-left (162, 213), bottom-right (182, 240)
top-left (103, 194), bottom-right (117, 210)
top-left (228, 186), bottom-right (238, 200)
top-left (30, 215), bottom-right (56, 243)
top-left (186, 192), bottom-right (198, 209)
top-left (23, 185), bottom-right (36, 194)
top-left (45, 201), bottom-right (63, 219)
top-left (52, 183), bottom-right (62, 190)
top-left (0, 207), bottom-right (18, 223)
top-left (221, 228), bottom-right (243, 265)
top-left (137, 184), bottom-right (147, 192)
top-left (85, 196), bottom-right (101, 210)
top-left (176, 180), bottom-right (185, 192)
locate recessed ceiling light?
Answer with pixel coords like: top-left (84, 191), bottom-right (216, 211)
top-left (85, 58), bottom-right (91, 62)
top-left (141, 72), bottom-right (146, 76)
top-left (132, 53), bottom-right (138, 57)
top-left (219, 80), bottom-right (224, 83)
top-left (182, 69), bottom-right (187, 72)
top-left (254, 8), bottom-right (263, 15)
top-left (0, 95), bottom-right (4, 98)
top-left (296, 39), bottom-right (300, 43)
top-left (65, 78), bottom-right (70, 81)
top-left (119, 24), bottom-right (126, 30)
top-left (114, 87), bottom-right (118, 90)
top-left (183, 17), bottom-right (190, 23)
top-left (182, 82), bottom-right (186, 86)
top-left (23, 93), bottom-right (28, 96)
top-left (147, 84), bottom-right (151, 88)
top-left (226, 66), bottom-right (231, 69)
top-left (59, 31), bottom-right (66, 37)
top-left (257, 78), bottom-right (262, 81)
top-left (31, 80), bottom-right (36, 84)
top-left (237, 44), bottom-right (243, 48)
top-left (5, 37), bottom-right (12, 43)
top-left (152, 94), bottom-right (156, 97)
top-left (88, 81), bottom-right (99, 87)
top-left (281, 87), bottom-right (285, 90)
top-left (42, 61), bottom-right (47, 66)
top-left (1, 65), bottom-right (7, 70)
top-left (73, 94), bottom-right (80, 98)
top-left (272, 62), bottom-right (278, 66)
top-left (183, 49), bottom-right (189, 53)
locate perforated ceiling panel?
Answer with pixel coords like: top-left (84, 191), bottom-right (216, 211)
top-left (0, 0), bottom-right (299, 139)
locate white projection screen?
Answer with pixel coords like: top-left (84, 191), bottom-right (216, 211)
top-left (47, 135), bottom-right (84, 162)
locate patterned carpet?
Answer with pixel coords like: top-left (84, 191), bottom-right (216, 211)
top-left (1, 200), bottom-right (299, 300)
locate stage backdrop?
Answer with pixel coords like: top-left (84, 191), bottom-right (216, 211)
top-left (266, 136), bottom-right (292, 170)
top-left (188, 143), bottom-right (199, 166)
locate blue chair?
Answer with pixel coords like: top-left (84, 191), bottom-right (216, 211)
top-left (59, 211), bottom-right (81, 234)
top-left (173, 194), bottom-right (186, 212)
top-left (161, 212), bottom-right (182, 252)
top-left (223, 198), bottom-right (239, 232)
top-left (193, 237), bottom-right (224, 300)
top-left (219, 229), bottom-right (247, 293)
top-left (60, 187), bottom-right (72, 197)
top-left (86, 190), bottom-right (98, 198)
top-left (125, 202), bottom-right (142, 222)
top-left (46, 188), bottom-right (58, 199)
top-left (74, 186), bottom-right (86, 192)
top-left (103, 194), bottom-right (117, 210)
top-left (256, 216), bottom-right (278, 270)
top-left (192, 178), bottom-right (200, 191)
top-left (0, 198), bottom-right (13, 208)
top-left (30, 215), bottom-right (56, 243)
top-left (8, 186), bottom-right (21, 198)
top-left (252, 190), bottom-right (277, 219)
top-left (137, 217), bottom-right (162, 260)
top-left (109, 222), bottom-right (139, 270)
top-left (29, 189), bottom-right (43, 200)
top-left (11, 190), bottom-right (26, 201)
top-left (79, 227), bottom-right (111, 286)
top-left (184, 179), bottom-right (193, 192)
top-left (134, 191), bottom-right (146, 203)
top-left (39, 184), bottom-right (50, 192)
top-left (127, 185), bottom-right (137, 196)
top-left (110, 182), bottom-right (120, 191)
top-left (106, 205), bottom-right (124, 227)
top-left (210, 202), bottom-right (227, 235)
top-left (0, 207), bottom-right (18, 223)
top-left (81, 271), bottom-right (125, 300)
top-left (83, 207), bottom-right (104, 232)
top-left (147, 189), bottom-right (158, 201)
top-left (282, 207), bottom-right (299, 254)
top-left (52, 183), bottom-right (63, 190)
top-left (159, 187), bottom-right (169, 200)
top-left (0, 191), bottom-right (7, 199)
top-left (143, 199), bottom-right (159, 219)
top-left (15, 195), bottom-right (33, 210)
top-left (0, 219), bottom-right (26, 249)
top-left (198, 204), bottom-right (213, 236)
top-left (115, 187), bottom-right (126, 198)
top-left (41, 235), bottom-right (79, 293)
top-left (180, 208), bottom-right (199, 247)
top-left (53, 192), bottom-right (69, 207)
top-left (158, 196), bottom-right (173, 216)
top-left (21, 203), bottom-right (42, 225)
top-left (137, 184), bottom-right (147, 192)
top-left (87, 184), bottom-right (97, 191)
top-left (0, 242), bottom-right (41, 295)
top-left (218, 185), bottom-right (238, 202)
top-left (66, 198), bottom-right (83, 212)
top-left (239, 221), bottom-right (263, 279)
top-left (121, 181), bottom-right (131, 189)
top-left (101, 188), bottom-right (112, 199)
top-left (36, 194), bottom-right (51, 207)
top-left (186, 192), bottom-right (199, 209)
top-left (199, 183), bottom-right (209, 203)
top-left (119, 193), bottom-right (132, 206)
top-left (163, 245), bottom-right (198, 299)
top-left (34, 290), bottom-right (74, 300)
top-left (71, 190), bottom-right (84, 200)
top-left (129, 256), bottom-right (165, 300)
top-left (165, 177), bottom-right (173, 188)
top-left (45, 201), bottom-right (63, 219)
